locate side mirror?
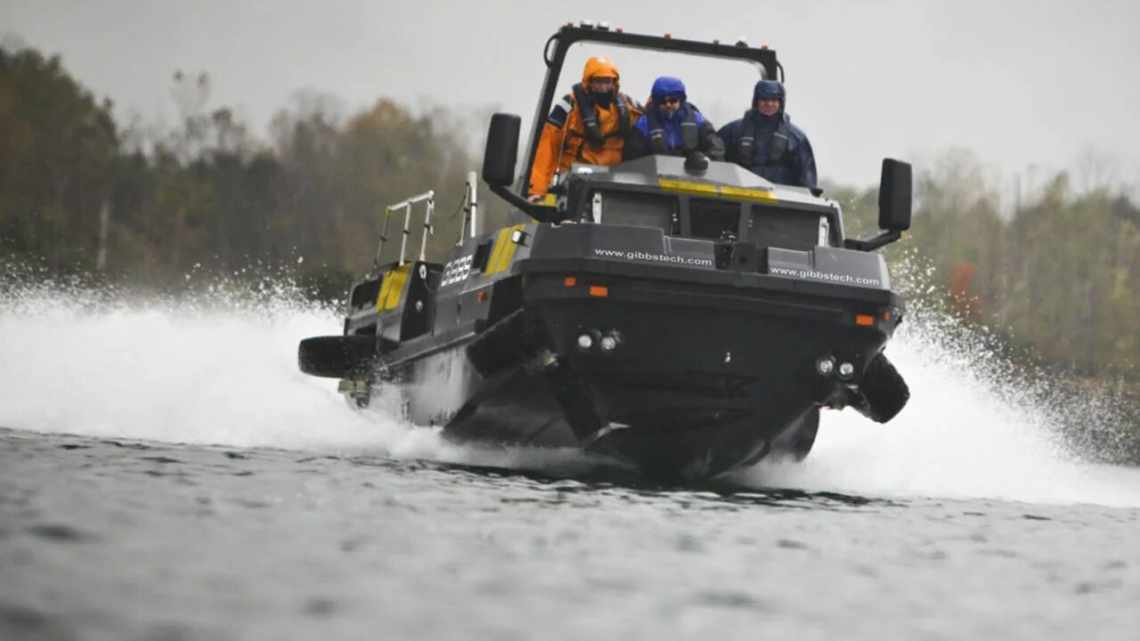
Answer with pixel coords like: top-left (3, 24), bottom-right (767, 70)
top-left (482, 113), bottom-right (521, 187)
top-left (480, 113), bottom-right (558, 223)
top-left (844, 158), bottom-right (913, 251)
top-left (878, 158), bottom-right (912, 231)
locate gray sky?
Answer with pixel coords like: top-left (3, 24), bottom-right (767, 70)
top-left (4, 0), bottom-right (1139, 190)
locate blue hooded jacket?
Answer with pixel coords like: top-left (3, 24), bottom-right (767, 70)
top-left (627, 76), bottom-right (724, 159)
top-left (718, 80), bottom-right (817, 188)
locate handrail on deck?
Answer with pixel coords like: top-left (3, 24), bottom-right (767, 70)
top-left (375, 190), bottom-right (434, 268)
top-left (460, 171), bottom-right (479, 244)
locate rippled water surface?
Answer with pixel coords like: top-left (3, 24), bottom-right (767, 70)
top-left (3, 428), bottom-right (1138, 641)
top-left (2, 288), bottom-right (1139, 640)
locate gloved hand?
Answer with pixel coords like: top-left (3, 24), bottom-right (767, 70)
top-left (684, 151), bottom-right (709, 173)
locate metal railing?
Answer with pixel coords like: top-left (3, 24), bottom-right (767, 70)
top-left (459, 171), bottom-right (479, 244)
top-left (376, 190), bottom-right (434, 268)
top-left (375, 171), bottom-right (482, 268)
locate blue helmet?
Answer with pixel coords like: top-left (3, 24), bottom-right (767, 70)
top-left (752, 79), bottom-right (785, 104)
top-left (651, 76), bottom-right (686, 103)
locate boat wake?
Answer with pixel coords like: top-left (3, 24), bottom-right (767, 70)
top-left (738, 329), bottom-right (1140, 508)
top-left (1, 275), bottom-right (1137, 507)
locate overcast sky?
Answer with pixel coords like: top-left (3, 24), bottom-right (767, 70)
top-left (4, 0), bottom-right (1139, 191)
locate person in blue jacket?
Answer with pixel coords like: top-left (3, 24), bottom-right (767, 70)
top-left (718, 80), bottom-right (817, 188)
top-left (625, 76), bottom-right (724, 161)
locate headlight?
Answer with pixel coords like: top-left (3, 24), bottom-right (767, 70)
top-left (815, 356), bottom-right (836, 376)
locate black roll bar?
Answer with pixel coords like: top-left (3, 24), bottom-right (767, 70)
top-left (516, 23), bottom-right (782, 196)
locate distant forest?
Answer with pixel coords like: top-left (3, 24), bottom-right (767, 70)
top-left (2, 45), bottom-right (1137, 387)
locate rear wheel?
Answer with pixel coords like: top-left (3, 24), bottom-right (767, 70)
top-left (859, 352), bottom-right (909, 423)
top-left (299, 335), bottom-right (376, 378)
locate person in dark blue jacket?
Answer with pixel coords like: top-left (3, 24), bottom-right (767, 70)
top-left (625, 76), bottom-right (724, 161)
top-left (718, 80), bottom-right (817, 188)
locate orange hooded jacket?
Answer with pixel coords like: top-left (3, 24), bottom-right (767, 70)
top-left (528, 57), bottom-right (641, 197)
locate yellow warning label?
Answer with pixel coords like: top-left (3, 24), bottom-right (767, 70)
top-left (485, 225), bottom-right (526, 275)
top-left (376, 264), bottom-right (410, 312)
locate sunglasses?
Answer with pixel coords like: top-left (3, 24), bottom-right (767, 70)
top-left (662, 96), bottom-right (682, 105)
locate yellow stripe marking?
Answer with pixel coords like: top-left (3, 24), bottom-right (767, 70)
top-left (719, 185), bottom-right (777, 201)
top-left (658, 177), bottom-right (775, 202)
top-left (485, 225), bottom-right (526, 275)
top-left (376, 264), bottom-right (411, 312)
top-left (658, 177), bottom-right (719, 195)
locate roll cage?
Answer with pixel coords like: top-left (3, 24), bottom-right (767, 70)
top-left (515, 22), bottom-right (784, 196)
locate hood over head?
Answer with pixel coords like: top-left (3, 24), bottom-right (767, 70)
top-left (650, 76), bottom-right (686, 104)
top-left (582, 56), bottom-right (620, 88)
top-left (752, 79), bottom-right (786, 108)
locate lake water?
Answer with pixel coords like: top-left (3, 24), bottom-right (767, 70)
top-left (1, 288), bottom-right (1138, 640)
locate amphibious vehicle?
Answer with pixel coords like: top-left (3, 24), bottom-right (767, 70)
top-left (299, 23), bottom-right (912, 480)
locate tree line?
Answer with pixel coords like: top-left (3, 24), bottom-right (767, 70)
top-left (830, 149), bottom-right (1138, 380)
top-left (2, 44), bottom-right (1137, 386)
top-left (1, 46), bottom-right (509, 299)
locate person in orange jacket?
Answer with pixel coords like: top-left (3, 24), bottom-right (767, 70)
top-left (528, 56), bottom-right (641, 199)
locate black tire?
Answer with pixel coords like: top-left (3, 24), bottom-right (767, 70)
top-left (860, 352), bottom-right (909, 423)
top-left (298, 335), bottom-right (376, 378)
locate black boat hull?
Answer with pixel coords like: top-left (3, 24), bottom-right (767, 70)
top-left (378, 261), bottom-right (896, 480)
top-left (301, 213), bottom-right (908, 481)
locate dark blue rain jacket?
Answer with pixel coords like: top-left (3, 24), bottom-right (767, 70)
top-left (633, 104), bottom-right (707, 152)
top-left (718, 80), bottom-right (817, 188)
top-left (626, 76), bottom-right (724, 160)
top-left (719, 112), bottom-right (817, 188)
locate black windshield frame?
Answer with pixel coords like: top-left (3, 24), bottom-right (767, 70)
top-left (516, 24), bottom-right (782, 196)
